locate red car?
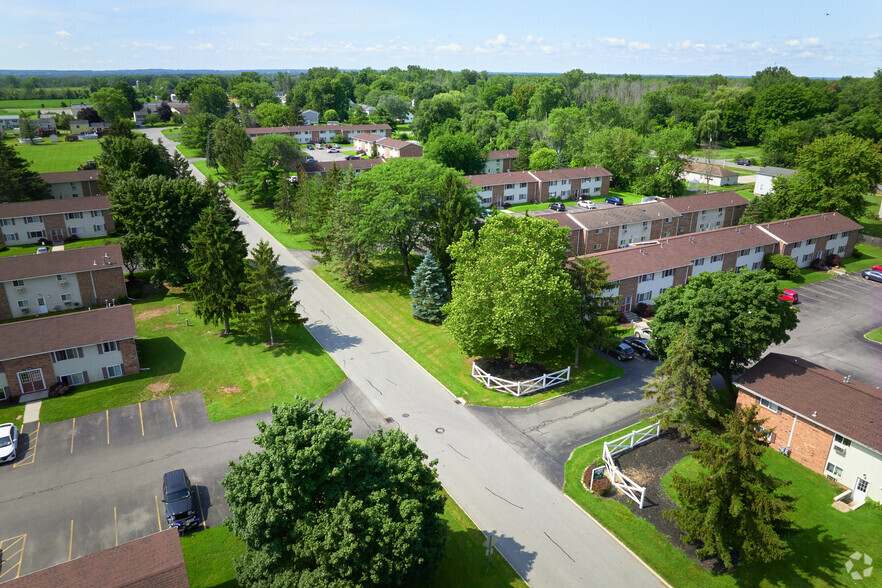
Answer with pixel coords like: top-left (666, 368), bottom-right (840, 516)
top-left (778, 289), bottom-right (799, 303)
top-left (872, 265), bottom-right (882, 272)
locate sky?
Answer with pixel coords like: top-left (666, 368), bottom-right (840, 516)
top-left (4, 1), bottom-right (880, 77)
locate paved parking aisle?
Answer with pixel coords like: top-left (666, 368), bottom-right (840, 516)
top-left (0, 535), bottom-right (26, 582)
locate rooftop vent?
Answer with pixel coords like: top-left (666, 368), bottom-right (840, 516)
top-left (844, 375), bottom-right (851, 384)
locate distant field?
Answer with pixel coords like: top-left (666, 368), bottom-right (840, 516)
top-left (0, 99), bottom-right (69, 109)
top-left (15, 140), bottom-right (102, 173)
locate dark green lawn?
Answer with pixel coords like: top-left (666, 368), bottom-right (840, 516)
top-left (776, 243), bottom-right (882, 290)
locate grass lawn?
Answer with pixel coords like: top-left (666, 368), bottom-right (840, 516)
top-left (698, 145), bottom-right (764, 163)
top-left (193, 161), bottom-right (314, 250)
top-left (314, 257), bottom-right (623, 408)
top-left (691, 185), bottom-right (757, 201)
top-left (0, 403), bottom-right (25, 425)
top-left (505, 189), bottom-right (645, 213)
top-left (0, 99), bottom-right (68, 109)
top-left (859, 192), bottom-right (882, 238)
top-left (865, 326), bottom-right (882, 343)
top-left (777, 243), bottom-right (882, 290)
top-left (38, 290), bottom-right (345, 424)
top-left (161, 127), bottom-right (182, 141)
top-left (179, 492), bottom-right (526, 588)
top-left (0, 244), bottom-right (39, 257)
top-left (61, 235), bottom-right (121, 250)
top-left (15, 140), bottom-right (101, 172)
top-left (176, 143), bottom-right (203, 158)
top-left (564, 421), bottom-right (882, 586)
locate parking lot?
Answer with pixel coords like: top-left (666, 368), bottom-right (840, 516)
top-left (0, 391), bottom-right (239, 582)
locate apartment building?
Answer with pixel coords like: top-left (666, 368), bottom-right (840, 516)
top-left (0, 196), bottom-right (114, 246)
top-left (0, 304), bottom-right (139, 403)
top-left (468, 166), bottom-right (612, 207)
top-left (39, 170), bottom-right (102, 199)
top-left (0, 244), bottom-right (126, 320)
top-left (484, 149), bottom-right (519, 174)
top-left (754, 166), bottom-right (797, 196)
top-left (351, 133), bottom-right (423, 158)
top-left (759, 213), bottom-right (861, 267)
top-left (736, 353), bottom-right (882, 503)
top-left (663, 190), bottom-right (748, 234)
top-left (299, 158), bottom-right (384, 178)
top-left (245, 124), bottom-right (392, 144)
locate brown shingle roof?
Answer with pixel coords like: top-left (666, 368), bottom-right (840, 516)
top-left (736, 353), bottom-right (882, 452)
top-left (759, 212), bottom-right (863, 244)
top-left (663, 191), bottom-right (749, 213)
top-left (377, 137), bottom-right (419, 150)
top-left (0, 244), bottom-right (122, 282)
top-left (565, 201), bottom-right (681, 229)
top-left (467, 170), bottom-right (537, 188)
top-left (683, 161), bottom-right (739, 177)
top-left (351, 132), bottom-right (384, 142)
top-left (487, 149), bottom-right (519, 160)
top-left (246, 124), bottom-right (391, 135)
top-left (0, 304), bottom-right (136, 361)
top-left (9, 529), bottom-right (188, 588)
top-left (38, 170), bottom-right (101, 184)
top-left (0, 195), bottom-right (111, 219)
top-left (530, 166), bottom-right (613, 181)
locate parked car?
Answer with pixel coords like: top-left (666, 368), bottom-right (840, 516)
top-left (345, 155), bottom-right (360, 160)
top-left (306, 144), bottom-right (314, 150)
top-left (65, 135), bottom-right (78, 142)
top-left (162, 469), bottom-right (199, 534)
top-left (862, 269), bottom-right (882, 283)
top-left (623, 336), bottom-right (658, 360)
top-left (306, 157), bottom-right (317, 163)
top-left (36, 246), bottom-right (50, 254)
top-left (778, 289), bottom-right (799, 303)
top-left (735, 158), bottom-right (750, 166)
top-left (577, 199), bottom-right (596, 209)
top-left (603, 342), bottom-right (635, 361)
top-left (871, 265), bottom-right (882, 272)
top-left (0, 423), bottom-right (18, 464)
top-left (605, 196), bottom-right (624, 206)
top-left (328, 148), bottom-right (340, 153)
top-left (633, 324), bottom-right (652, 339)
top-left (548, 202), bottom-right (566, 212)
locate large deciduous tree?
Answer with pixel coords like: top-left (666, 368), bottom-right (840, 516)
top-left (237, 240), bottom-right (305, 346)
top-left (89, 87), bottom-right (133, 123)
top-left (240, 134), bottom-right (303, 206)
top-left (578, 127), bottom-right (643, 189)
top-left (445, 214), bottom-right (580, 363)
top-left (189, 81), bottom-right (230, 118)
top-left (529, 147), bottom-right (558, 171)
top-left (431, 170), bottom-right (480, 282)
top-left (665, 404), bottom-right (794, 568)
top-left (223, 400), bottom-right (446, 587)
top-left (423, 132), bottom-right (486, 175)
top-left (0, 140), bottom-right (51, 203)
top-left (651, 270), bottom-right (799, 405)
top-left (187, 195), bottom-right (248, 335)
top-left (97, 134), bottom-right (175, 192)
top-left (412, 94), bottom-right (461, 141)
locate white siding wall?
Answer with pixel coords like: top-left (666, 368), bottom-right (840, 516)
top-left (65, 211), bottom-right (107, 238)
top-left (736, 249), bottom-right (765, 271)
top-left (2, 216), bottom-right (46, 244)
top-left (754, 174), bottom-right (775, 196)
top-left (695, 208), bottom-right (726, 231)
top-left (51, 343), bottom-right (125, 384)
top-left (617, 222), bottom-right (653, 247)
top-left (825, 439), bottom-right (882, 502)
top-left (484, 159), bottom-right (504, 174)
top-left (4, 273), bottom-right (84, 318)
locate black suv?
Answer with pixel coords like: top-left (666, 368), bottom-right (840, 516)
top-left (548, 202), bottom-right (566, 212)
top-left (162, 469), bottom-right (199, 534)
top-left (623, 336), bottom-right (658, 360)
top-left (603, 342), bottom-right (635, 361)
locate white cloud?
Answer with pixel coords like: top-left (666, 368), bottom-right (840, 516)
top-left (540, 45), bottom-right (553, 54)
top-left (436, 43), bottom-right (461, 52)
top-left (786, 39), bottom-right (800, 46)
top-left (16, 43), bottom-right (26, 49)
top-left (112, 6), bottom-right (120, 11)
top-left (156, 45), bottom-right (172, 51)
top-left (524, 34), bottom-right (543, 44)
top-left (796, 51), bottom-right (814, 58)
top-left (195, 43), bottom-right (214, 50)
top-left (739, 41), bottom-right (762, 50)
top-left (486, 33), bottom-right (506, 46)
top-left (426, 38), bottom-right (435, 44)
top-left (629, 41), bottom-right (651, 50)
top-left (256, 42), bottom-right (270, 47)
top-left (55, 30), bottom-right (71, 37)
top-left (598, 37), bottom-right (626, 46)
top-left (187, 30), bottom-right (195, 35)
top-left (804, 37), bottom-right (820, 46)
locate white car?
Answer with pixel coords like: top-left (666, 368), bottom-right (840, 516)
top-left (633, 325), bottom-right (652, 339)
top-left (328, 148), bottom-right (340, 153)
top-left (577, 200), bottom-right (596, 209)
top-left (36, 246), bottom-right (50, 254)
top-left (0, 423), bottom-right (18, 464)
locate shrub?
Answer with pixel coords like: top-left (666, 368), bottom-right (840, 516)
top-left (332, 133), bottom-right (348, 144)
top-left (825, 253), bottom-right (843, 267)
top-left (115, 294), bottom-right (128, 305)
top-left (634, 302), bottom-right (655, 318)
top-left (48, 382), bottom-right (71, 398)
top-left (763, 253), bottom-right (800, 280)
top-left (128, 288), bottom-right (142, 299)
top-left (592, 476), bottom-right (612, 496)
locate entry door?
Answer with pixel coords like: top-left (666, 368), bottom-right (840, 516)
top-left (619, 295), bottom-right (633, 313)
top-left (50, 228), bottom-right (64, 242)
top-left (854, 477), bottom-right (869, 503)
top-left (36, 296), bottom-right (48, 314)
top-left (18, 369), bottom-right (45, 394)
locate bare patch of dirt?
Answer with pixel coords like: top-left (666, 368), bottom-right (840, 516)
top-left (475, 358), bottom-right (547, 381)
top-left (147, 380), bottom-right (171, 394)
top-left (137, 307), bottom-right (174, 321)
top-left (218, 384), bottom-right (242, 395)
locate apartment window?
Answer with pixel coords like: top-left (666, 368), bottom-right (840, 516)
top-left (642, 221), bottom-right (648, 227)
top-left (739, 249), bottom-right (750, 256)
top-left (802, 254), bottom-right (812, 262)
top-left (718, 208), bottom-right (723, 213)
top-left (24, 216), bottom-right (41, 224)
top-left (550, 181), bottom-right (558, 186)
top-left (662, 231), bottom-right (671, 238)
top-left (12, 279), bottom-right (24, 288)
top-left (0, 219), bottom-right (13, 226)
top-left (93, 224), bottom-right (105, 232)
top-left (693, 257), bottom-right (705, 266)
top-left (662, 269), bottom-right (673, 278)
top-left (66, 212), bottom-right (83, 220)
top-left (710, 254), bottom-right (723, 263)
top-left (593, 244), bottom-right (601, 250)
top-left (834, 434), bottom-right (851, 448)
top-left (840, 232), bottom-right (848, 238)
top-left (595, 229), bottom-right (603, 234)
top-left (518, 194), bottom-right (527, 201)
top-left (637, 291), bottom-right (652, 302)
top-left (56, 274), bottom-right (68, 283)
top-left (755, 246), bottom-right (764, 254)
top-left (91, 210), bottom-right (103, 217)
top-left (825, 462), bottom-right (843, 478)
top-left (517, 182), bottom-right (526, 188)
top-left (736, 265), bottom-right (747, 274)
top-left (60, 373), bottom-right (85, 386)
top-left (621, 224), bottom-right (627, 230)
top-left (594, 176), bottom-right (600, 182)
top-left (639, 273), bottom-right (654, 283)
top-left (665, 218), bottom-right (672, 223)
top-left (68, 226), bottom-right (82, 235)
top-left (699, 224), bottom-right (706, 230)
top-left (105, 364), bottom-right (124, 378)
top-left (807, 238), bottom-right (817, 245)
top-left (837, 246), bottom-right (845, 253)
top-left (5, 233), bottom-right (18, 241)
top-left (793, 241), bottom-right (802, 248)
top-left (27, 230), bottom-right (45, 239)
top-left (759, 397), bottom-right (779, 413)
top-left (101, 341), bottom-right (119, 353)
top-left (53, 348), bottom-right (81, 361)
top-left (752, 262), bottom-right (762, 270)
top-left (582, 188), bottom-right (590, 194)
top-left (593, 187), bottom-right (601, 194)
top-left (658, 287), bottom-right (668, 295)
top-left (17, 300), bottom-right (29, 310)
top-left (482, 198), bottom-right (491, 205)
top-left (504, 184), bottom-right (514, 190)
top-left (561, 179), bottom-right (569, 185)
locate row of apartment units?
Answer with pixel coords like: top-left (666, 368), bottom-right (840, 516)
top-left (0, 196), bottom-right (113, 246)
top-left (585, 212), bottom-right (862, 312)
top-left (298, 149), bottom-right (521, 179)
top-left (467, 166), bottom-right (613, 207)
top-left (351, 133), bottom-right (424, 159)
top-left (39, 170), bottom-right (102, 199)
top-left (547, 191), bottom-right (749, 255)
top-left (245, 124), bottom-right (392, 143)
top-left (0, 304), bottom-right (139, 403)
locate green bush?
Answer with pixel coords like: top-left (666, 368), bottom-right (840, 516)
top-left (763, 253), bottom-right (800, 280)
top-left (332, 133), bottom-right (349, 144)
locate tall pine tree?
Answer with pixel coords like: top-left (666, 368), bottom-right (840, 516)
top-left (432, 169), bottom-right (479, 283)
top-left (273, 176), bottom-right (296, 232)
top-left (568, 256), bottom-right (619, 367)
top-left (665, 404), bottom-right (794, 568)
top-left (204, 129), bottom-right (218, 169)
top-left (187, 198), bottom-right (248, 335)
top-left (410, 252), bottom-right (450, 323)
top-left (238, 240), bottom-right (305, 345)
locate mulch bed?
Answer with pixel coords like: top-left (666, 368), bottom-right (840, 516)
top-left (599, 429), bottom-right (729, 572)
top-left (475, 357), bottom-right (547, 381)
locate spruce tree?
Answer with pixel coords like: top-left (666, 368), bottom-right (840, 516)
top-left (204, 129), bottom-right (218, 169)
top-left (238, 240), bottom-right (306, 345)
top-left (187, 200), bottom-right (248, 335)
top-left (0, 140), bottom-right (51, 203)
top-left (273, 176), bottom-right (295, 232)
top-left (410, 252), bottom-right (450, 323)
top-left (665, 404), bottom-right (794, 568)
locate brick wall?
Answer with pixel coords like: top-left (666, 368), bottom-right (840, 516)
top-left (727, 205), bottom-right (746, 226)
top-left (0, 285), bottom-right (11, 321)
top-left (617, 276), bottom-right (639, 311)
top-left (91, 267), bottom-right (126, 303)
top-left (737, 393), bottom-right (833, 476)
top-left (102, 210), bottom-right (115, 232)
top-left (1, 353), bottom-right (55, 400)
top-left (672, 266), bottom-right (690, 287)
top-left (722, 251), bottom-right (739, 272)
top-left (677, 212), bottom-right (697, 234)
top-left (584, 226), bottom-right (619, 253)
top-left (567, 229), bottom-right (584, 256)
top-left (118, 338), bottom-right (140, 375)
top-left (845, 230), bottom-right (860, 257)
top-left (43, 213), bottom-right (67, 242)
top-left (77, 271), bottom-right (97, 306)
top-left (601, 175), bottom-right (610, 195)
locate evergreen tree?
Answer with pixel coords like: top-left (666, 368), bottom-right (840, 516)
top-left (431, 169), bottom-right (480, 283)
top-left (665, 404), bottom-right (794, 568)
top-left (187, 200), bottom-right (248, 335)
top-left (409, 252), bottom-right (450, 323)
top-left (238, 240), bottom-right (305, 345)
top-left (568, 257), bottom-right (619, 367)
top-left (739, 194), bottom-right (773, 225)
top-left (0, 140), bottom-right (51, 203)
top-left (273, 176), bottom-right (295, 232)
top-left (642, 325), bottom-right (722, 436)
top-left (171, 150), bottom-right (192, 179)
top-left (323, 190), bottom-right (376, 285)
top-left (204, 129), bottom-right (218, 169)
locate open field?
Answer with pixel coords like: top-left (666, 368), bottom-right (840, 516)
top-left (38, 291), bottom-right (345, 424)
top-left (0, 99), bottom-right (69, 109)
top-left (15, 140), bottom-right (101, 172)
top-left (859, 192), bottom-right (882, 238)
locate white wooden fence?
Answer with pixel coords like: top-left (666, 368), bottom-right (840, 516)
top-left (601, 421), bottom-right (660, 509)
top-left (470, 363), bottom-right (571, 397)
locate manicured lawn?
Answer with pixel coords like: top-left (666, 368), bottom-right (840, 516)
top-left (38, 291), bottom-right (345, 424)
top-left (314, 258), bottom-right (623, 407)
top-left (865, 326), bottom-right (882, 343)
top-left (0, 99), bottom-right (68, 109)
top-left (505, 189), bottom-right (645, 213)
top-left (608, 189), bottom-right (648, 205)
top-left (61, 235), bottom-right (121, 250)
top-left (564, 421), bottom-right (882, 586)
top-left (15, 140), bottom-right (101, 172)
top-left (0, 403), bottom-right (25, 425)
top-left (859, 192), bottom-right (882, 238)
top-left (0, 244), bottom-right (39, 257)
top-left (179, 492), bottom-right (527, 588)
top-left (175, 143), bottom-right (203, 158)
top-left (698, 145), bottom-right (764, 164)
top-left (777, 243), bottom-right (882, 291)
top-left (161, 127), bottom-right (182, 141)
top-left (193, 161), bottom-right (314, 250)
top-left (505, 201), bottom-right (566, 213)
